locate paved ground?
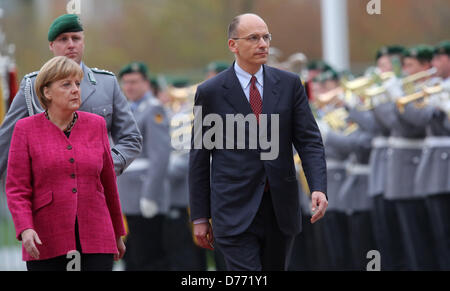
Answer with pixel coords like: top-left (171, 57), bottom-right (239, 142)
top-left (0, 247), bottom-right (124, 271)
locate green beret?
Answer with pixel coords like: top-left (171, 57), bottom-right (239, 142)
top-left (206, 61), bottom-right (229, 74)
top-left (313, 69), bottom-right (339, 83)
top-left (48, 14), bottom-right (84, 42)
top-left (375, 45), bottom-right (405, 60)
top-left (307, 60), bottom-right (333, 72)
top-left (403, 45), bottom-right (434, 62)
top-left (434, 40), bottom-right (450, 56)
top-left (170, 77), bottom-right (190, 88)
top-left (118, 62), bottom-right (149, 79)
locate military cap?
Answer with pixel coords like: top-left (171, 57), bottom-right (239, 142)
top-left (403, 45), bottom-right (434, 62)
top-left (434, 40), bottom-right (450, 56)
top-left (307, 60), bottom-right (333, 72)
top-left (48, 14), bottom-right (84, 42)
top-left (170, 77), bottom-right (190, 88)
top-left (375, 45), bottom-right (405, 60)
top-left (313, 69), bottom-right (339, 83)
top-left (206, 61), bottom-right (229, 74)
top-left (118, 62), bottom-right (149, 79)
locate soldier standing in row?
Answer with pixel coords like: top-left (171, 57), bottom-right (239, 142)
top-left (398, 41), bottom-right (450, 270)
top-left (373, 45), bottom-right (439, 270)
top-left (117, 62), bottom-right (171, 270)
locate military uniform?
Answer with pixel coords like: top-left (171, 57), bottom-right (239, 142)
top-left (117, 91), bottom-right (171, 270)
top-left (316, 119), bottom-right (353, 270)
top-left (373, 100), bottom-right (438, 270)
top-left (348, 105), bottom-right (407, 270)
top-left (326, 126), bottom-right (378, 270)
top-left (162, 100), bottom-right (209, 271)
top-left (400, 77), bottom-right (450, 270)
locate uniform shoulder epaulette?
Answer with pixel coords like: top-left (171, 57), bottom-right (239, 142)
top-left (91, 68), bottom-right (115, 76)
top-left (24, 71), bottom-right (39, 79)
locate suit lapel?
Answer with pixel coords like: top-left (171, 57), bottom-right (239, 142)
top-left (262, 65), bottom-right (281, 115)
top-left (222, 65), bottom-right (253, 116)
top-left (80, 64), bottom-right (96, 106)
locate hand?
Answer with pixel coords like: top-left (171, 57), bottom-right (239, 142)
top-left (21, 229), bottom-right (42, 260)
top-left (140, 198), bottom-right (158, 218)
top-left (310, 191), bottom-right (328, 224)
top-left (193, 222), bottom-right (214, 250)
top-left (114, 236), bottom-right (126, 261)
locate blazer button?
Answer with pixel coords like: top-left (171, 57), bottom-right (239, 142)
top-left (72, 188), bottom-right (77, 193)
top-left (67, 145), bottom-right (73, 150)
top-left (441, 152), bottom-right (448, 160)
top-left (69, 158), bottom-right (75, 163)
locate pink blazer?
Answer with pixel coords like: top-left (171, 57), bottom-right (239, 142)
top-left (6, 111), bottom-right (126, 261)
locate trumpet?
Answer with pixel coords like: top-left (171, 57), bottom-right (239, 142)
top-left (402, 67), bottom-right (437, 95)
top-left (396, 84), bottom-right (442, 113)
top-left (167, 83), bottom-right (199, 113)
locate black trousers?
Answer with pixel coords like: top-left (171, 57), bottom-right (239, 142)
top-left (371, 195), bottom-right (408, 270)
top-left (321, 210), bottom-right (353, 270)
top-left (214, 191), bottom-right (295, 271)
top-left (394, 199), bottom-right (439, 270)
top-left (162, 207), bottom-right (207, 271)
top-left (348, 211), bottom-right (378, 271)
top-left (123, 214), bottom-right (168, 271)
top-left (26, 219), bottom-right (114, 271)
top-left (425, 193), bottom-right (450, 270)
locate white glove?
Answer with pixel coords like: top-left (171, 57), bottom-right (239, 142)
top-left (140, 198), bottom-right (159, 218)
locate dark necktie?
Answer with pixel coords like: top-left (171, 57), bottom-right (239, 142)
top-left (250, 76), bottom-right (270, 192)
top-left (250, 76), bottom-right (263, 122)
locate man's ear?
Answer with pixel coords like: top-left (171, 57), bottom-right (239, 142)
top-left (228, 39), bottom-right (238, 54)
top-left (49, 42), bottom-right (54, 53)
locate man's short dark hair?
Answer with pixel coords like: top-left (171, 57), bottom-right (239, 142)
top-left (228, 15), bottom-right (241, 39)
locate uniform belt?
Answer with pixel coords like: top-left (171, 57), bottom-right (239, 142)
top-left (326, 159), bottom-right (346, 170)
top-left (346, 163), bottom-right (370, 175)
top-left (388, 137), bottom-right (424, 149)
top-left (424, 136), bottom-right (450, 148)
top-left (372, 136), bottom-right (389, 148)
top-left (124, 158), bottom-right (149, 172)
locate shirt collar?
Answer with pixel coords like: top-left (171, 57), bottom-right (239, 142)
top-left (234, 62), bottom-right (264, 89)
top-left (130, 91), bottom-right (153, 112)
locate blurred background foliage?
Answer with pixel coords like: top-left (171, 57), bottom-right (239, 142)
top-left (1, 0), bottom-right (449, 81)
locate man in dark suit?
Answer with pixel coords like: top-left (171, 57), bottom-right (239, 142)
top-left (188, 13), bottom-right (328, 271)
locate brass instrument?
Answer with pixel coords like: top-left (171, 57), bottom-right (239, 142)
top-left (267, 47), bottom-right (308, 75)
top-left (167, 83), bottom-right (199, 113)
top-left (396, 84), bottom-right (442, 113)
top-left (316, 87), bottom-right (344, 107)
top-left (402, 67), bottom-right (437, 95)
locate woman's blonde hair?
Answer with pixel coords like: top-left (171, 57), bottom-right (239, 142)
top-left (35, 56), bottom-right (84, 110)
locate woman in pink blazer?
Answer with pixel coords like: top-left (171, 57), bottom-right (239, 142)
top-left (6, 56), bottom-right (126, 271)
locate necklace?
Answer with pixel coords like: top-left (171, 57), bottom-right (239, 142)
top-left (45, 111), bottom-right (78, 133)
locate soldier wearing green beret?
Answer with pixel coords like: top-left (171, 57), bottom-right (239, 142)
top-left (205, 61), bottom-right (230, 80)
top-left (117, 62), bottom-right (172, 271)
top-left (375, 45), bottom-right (404, 74)
top-left (0, 14), bottom-right (143, 179)
top-left (432, 40), bottom-right (450, 84)
top-left (402, 45), bottom-right (434, 76)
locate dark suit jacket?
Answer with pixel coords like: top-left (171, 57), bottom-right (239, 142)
top-left (189, 64), bottom-right (327, 237)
